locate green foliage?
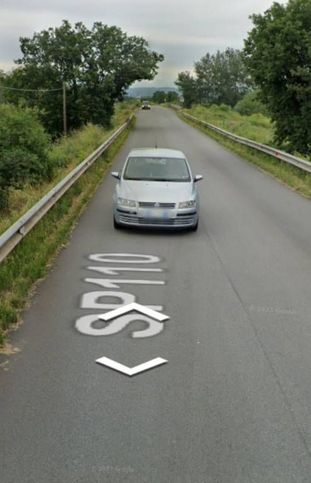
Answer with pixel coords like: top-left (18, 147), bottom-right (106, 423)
top-left (234, 90), bottom-right (269, 116)
top-left (176, 49), bottom-right (251, 108)
top-left (181, 110), bottom-right (311, 200)
top-left (0, 119), bottom-right (133, 345)
top-left (151, 91), bottom-right (179, 104)
top-left (0, 70), bottom-right (6, 104)
top-left (152, 91), bottom-right (167, 103)
top-left (0, 104), bottom-right (51, 208)
top-left (0, 100), bottom-right (136, 232)
top-left (48, 101), bottom-right (135, 170)
top-left (3, 21), bottom-right (163, 137)
top-left (195, 48), bottom-right (251, 106)
top-left (175, 71), bottom-right (198, 108)
top-left (243, 0), bottom-right (311, 154)
top-left (186, 104), bottom-right (273, 145)
top-left (166, 91), bottom-right (179, 103)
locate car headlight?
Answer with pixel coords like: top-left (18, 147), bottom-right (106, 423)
top-left (117, 197), bottom-right (137, 208)
top-left (178, 200), bottom-right (196, 208)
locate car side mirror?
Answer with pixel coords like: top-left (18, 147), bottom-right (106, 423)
top-left (194, 175), bottom-right (203, 182)
top-left (111, 171), bottom-right (120, 180)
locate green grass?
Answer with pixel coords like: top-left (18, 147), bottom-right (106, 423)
top-left (0, 116), bottom-right (134, 346)
top-left (179, 111), bottom-right (311, 199)
top-left (0, 101), bottom-right (138, 235)
top-left (186, 104), bottom-right (274, 145)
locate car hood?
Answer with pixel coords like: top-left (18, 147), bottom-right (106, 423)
top-left (117, 180), bottom-right (195, 203)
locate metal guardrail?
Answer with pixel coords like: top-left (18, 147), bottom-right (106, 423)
top-left (0, 116), bottom-right (133, 263)
top-left (171, 105), bottom-right (311, 174)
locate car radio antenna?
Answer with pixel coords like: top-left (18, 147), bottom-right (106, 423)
top-left (155, 137), bottom-right (158, 148)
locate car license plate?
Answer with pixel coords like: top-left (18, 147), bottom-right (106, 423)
top-left (140, 209), bottom-right (172, 219)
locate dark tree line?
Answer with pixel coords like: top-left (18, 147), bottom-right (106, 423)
top-left (176, 49), bottom-right (250, 108)
top-left (2, 20), bottom-right (164, 137)
top-left (176, 0), bottom-right (311, 155)
top-left (243, 0), bottom-right (311, 154)
top-left (151, 91), bottom-right (179, 103)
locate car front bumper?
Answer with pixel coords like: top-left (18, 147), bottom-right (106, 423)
top-left (114, 207), bottom-right (198, 229)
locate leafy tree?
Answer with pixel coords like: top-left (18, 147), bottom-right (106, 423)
top-left (0, 104), bottom-right (51, 209)
top-left (175, 72), bottom-right (198, 108)
top-left (234, 90), bottom-right (269, 116)
top-left (0, 70), bottom-right (6, 104)
top-left (166, 91), bottom-right (179, 103)
top-left (195, 48), bottom-right (250, 106)
top-left (152, 91), bottom-right (166, 103)
top-left (4, 21), bottom-right (164, 136)
top-left (243, 0), bottom-right (311, 154)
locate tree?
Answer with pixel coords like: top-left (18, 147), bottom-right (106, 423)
top-left (0, 70), bottom-right (6, 104)
top-left (4, 21), bottom-right (164, 136)
top-left (166, 91), bottom-right (179, 103)
top-left (152, 91), bottom-right (166, 103)
top-left (243, 0), bottom-right (311, 154)
top-left (234, 90), bottom-right (269, 116)
top-left (175, 72), bottom-right (198, 108)
top-left (0, 104), bottom-right (51, 209)
top-left (195, 48), bottom-right (250, 106)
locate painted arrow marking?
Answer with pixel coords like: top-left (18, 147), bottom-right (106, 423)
top-left (95, 356), bottom-right (168, 376)
top-left (99, 302), bottom-right (169, 322)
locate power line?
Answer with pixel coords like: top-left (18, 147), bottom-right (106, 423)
top-left (0, 82), bottom-right (68, 136)
top-left (0, 85), bottom-right (62, 92)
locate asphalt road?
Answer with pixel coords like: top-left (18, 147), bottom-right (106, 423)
top-left (1, 106), bottom-right (311, 483)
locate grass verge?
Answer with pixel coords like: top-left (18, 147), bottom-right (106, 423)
top-left (178, 111), bottom-right (311, 199)
top-left (185, 104), bottom-right (274, 145)
top-left (0, 101), bottom-right (138, 235)
top-left (0, 118), bottom-right (134, 346)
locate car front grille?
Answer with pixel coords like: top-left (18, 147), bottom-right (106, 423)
top-left (138, 202), bottom-right (176, 209)
top-left (118, 214), bottom-right (195, 226)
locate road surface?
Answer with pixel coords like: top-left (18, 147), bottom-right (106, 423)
top-left (1, 106), bottom-right (311, 482)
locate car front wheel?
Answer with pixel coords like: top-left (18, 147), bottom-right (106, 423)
top-left (190, 220), bottom-right (199, 232)
top-left (113, 217), bottom-right (122, 230)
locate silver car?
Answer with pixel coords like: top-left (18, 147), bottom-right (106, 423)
top-left (111, 148), bottom-right (202, 230)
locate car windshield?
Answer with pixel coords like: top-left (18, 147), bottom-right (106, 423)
top-left (123, 156), bottom-right (191, 182)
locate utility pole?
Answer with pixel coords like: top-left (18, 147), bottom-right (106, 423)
top-left (63, 81), bottom-right (67, 136)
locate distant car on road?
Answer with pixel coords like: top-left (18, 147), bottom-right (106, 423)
top-left (111, 148), bottom-right (203, 230)
top-left (141, 101), bottom-right (151, 110)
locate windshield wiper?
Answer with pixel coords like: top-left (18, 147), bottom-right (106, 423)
top-left (152, 178), bottom-right (189, 182)
top-left (124, 177), bottom-right (189, 182)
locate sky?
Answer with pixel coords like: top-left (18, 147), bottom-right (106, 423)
top-left (0, 0), bottom-right (287, 87)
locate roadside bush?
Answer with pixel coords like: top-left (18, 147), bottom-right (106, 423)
top-left (235, 91), bottom-right (268, 116)
top-left (218, 103), bottom-right (232, 112)
top-left (0, 104), bottom-right (52, 209)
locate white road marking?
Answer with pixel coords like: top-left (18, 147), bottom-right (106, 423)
top-left (99, 302), bottom-right (169, 322)
top-left (76, 313), bottom-right (165, 337)
top-left (89, 253), bottom-right (161, 264)
top-left (87, 266), bottom-right (163, 275)
top-left (76, 253), bottom-right (167, 337)
top-left (84, 278), bottom-right (165, 289)
top-left (81, 291), bottom-right (135, 310)
top-left (95, 356), bottom-right (168, 376)
top-left (81, 291), bottom-right (163, 312)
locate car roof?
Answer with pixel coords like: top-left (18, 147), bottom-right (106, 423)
top-left (127, 148), bottom-right (186, 159)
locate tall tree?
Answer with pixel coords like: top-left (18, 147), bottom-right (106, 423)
top-left (175, 72), bottom-right (198, 108)
top-left (195, 49), bottom-right (250, 106)
top-left (0, 70), bottom-right (7, 104)
top-left (166, 91), bottom-right (179, 103)
top-left (4, 21), bottom-right (164, 136)
top-left (243, 0), bottom-right (311, 154)
top-left (152, 91), bottom-right (166, 103)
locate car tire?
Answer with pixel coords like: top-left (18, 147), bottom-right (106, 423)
top-left (190, 220), bottom-right (199, 232)
top-left (113, 217), bottom-right (122, 230)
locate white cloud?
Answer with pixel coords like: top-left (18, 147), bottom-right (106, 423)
top-left (0, 0), bottom-right (287, 83)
